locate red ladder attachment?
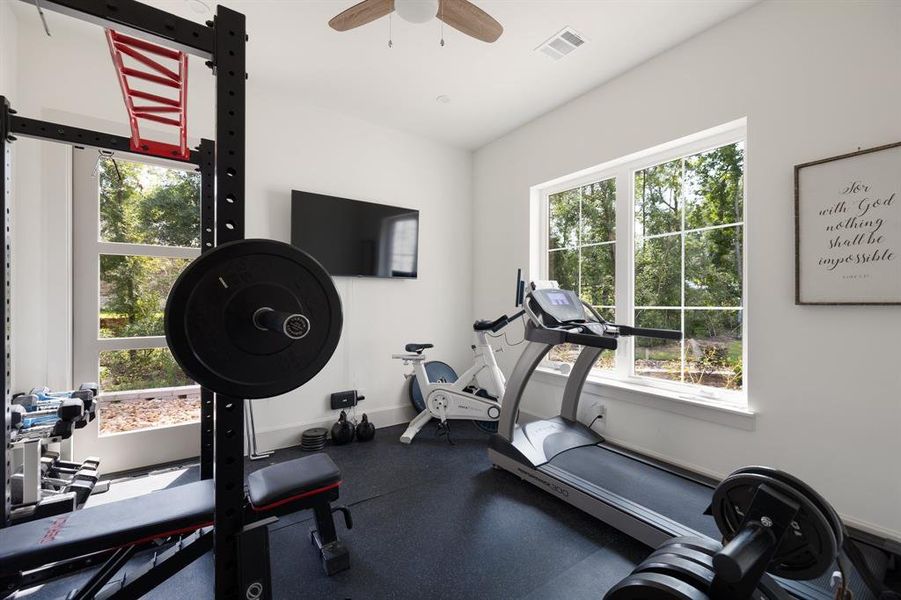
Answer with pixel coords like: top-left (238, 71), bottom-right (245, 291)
top-left (105, 29), bottom-right (190, 160)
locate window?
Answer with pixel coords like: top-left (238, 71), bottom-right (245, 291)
top-left (74, 155), bottom-right (201, 434)
top-left (540, 124), bottom-right (746, 402)
top-left (547, 179), bottom-right (616, 370)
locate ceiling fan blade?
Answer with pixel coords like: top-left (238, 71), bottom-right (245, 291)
top-left (437, 0), bottom-right (503, 43)
top-left (329, 0), bottom-right (395, 32)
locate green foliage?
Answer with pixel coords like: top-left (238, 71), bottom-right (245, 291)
top-left (99, 159), bottom-right (200, 247)
top-left (100, 255), bottom-right (190, 338)
top-left (100, 348), bottom-right (192, 392)
top-left (580, 180), bottom-right (615, 244)
top-left (581, 243), bottom-right (615, 306)
top-left (548, 189), bottom-right (580, 249)
top-left (635, 235), bottom-right (680, 307)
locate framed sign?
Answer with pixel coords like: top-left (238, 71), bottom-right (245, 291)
top-left (795, 141), bottom-right (901, 305)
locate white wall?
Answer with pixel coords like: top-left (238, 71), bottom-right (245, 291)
top-left (8, 13), bottom-right (473, 472)
top-left (0, 3), bottom-right (15, 96)
top-left (473, 0), bottom-right (901, 539)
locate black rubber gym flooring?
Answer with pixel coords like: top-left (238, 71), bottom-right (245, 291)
top-left (25, 422), bottom-right (650, 599)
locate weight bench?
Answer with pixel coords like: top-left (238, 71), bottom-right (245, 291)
top-left (0, 453), bottom-right (351, 599)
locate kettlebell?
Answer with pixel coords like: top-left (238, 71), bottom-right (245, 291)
top-left (355, 414), bottom-right (375, 442)
top-left (330, 410), bottom-right (355, 445)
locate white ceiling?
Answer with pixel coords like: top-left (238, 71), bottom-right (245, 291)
top-left (13, 0), bottom-right (756, 149)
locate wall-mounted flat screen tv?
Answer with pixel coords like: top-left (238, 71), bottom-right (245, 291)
top-left (291, 190), bottom-right (419, 278)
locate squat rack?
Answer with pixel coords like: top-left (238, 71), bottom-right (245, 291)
top-left (1, 0), bottom-right (246, 596)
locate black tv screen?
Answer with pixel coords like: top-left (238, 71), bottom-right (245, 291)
top-left (291, 191), bottom-right (420, 278)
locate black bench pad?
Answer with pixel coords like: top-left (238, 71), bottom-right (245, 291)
top-left (0, 480), bottom-right (214, 575)
top-left (247, 454), bottom-right (341, 510)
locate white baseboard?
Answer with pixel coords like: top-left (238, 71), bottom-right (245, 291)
top-left (254, 404), bottom-right (416, 452)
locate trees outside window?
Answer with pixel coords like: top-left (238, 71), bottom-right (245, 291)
top-left (543, 133), bottom-right (745, 398)
top-left (77, 157), bottom-right (201, 434)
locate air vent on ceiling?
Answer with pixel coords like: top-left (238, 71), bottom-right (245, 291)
top-left (536, 27), bottom-right (587, 61)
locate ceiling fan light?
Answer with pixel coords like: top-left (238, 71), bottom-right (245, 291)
top-left (395, 0), bottom-right (439, 24)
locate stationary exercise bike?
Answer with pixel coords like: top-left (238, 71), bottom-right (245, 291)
top-left (393, 273), bottom-right (526, 444)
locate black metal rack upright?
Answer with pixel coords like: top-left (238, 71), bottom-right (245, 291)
top-left (1, 1), bottom-right (247, 597)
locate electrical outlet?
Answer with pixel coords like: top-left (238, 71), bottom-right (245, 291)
top-left (589, 402), bottom-right (607, 428)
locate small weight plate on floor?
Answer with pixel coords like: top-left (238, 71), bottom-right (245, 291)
top-left (604, 572), bottom-right (709, 600)
top-left (166, 239), bottom-right (343, 399)
top-left (710, 472), bottom-right (837, 580)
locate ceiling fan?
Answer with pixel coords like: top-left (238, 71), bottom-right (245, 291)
top-left (329, 0), bottom-right (503, 44)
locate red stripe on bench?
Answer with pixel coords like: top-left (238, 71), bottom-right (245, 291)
top-left (121, 521), bottom-right (214, 550)
top-left (251, 481), bottom-right (342, 512)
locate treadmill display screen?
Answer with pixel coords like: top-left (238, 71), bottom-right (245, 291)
top-left (546, 291), bottom-right (571, 306)
top-left (532, 288), bottom-right (585, 323)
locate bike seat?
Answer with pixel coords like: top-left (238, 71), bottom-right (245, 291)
top-left (404, 343), bottom-right (433, 354)
top-left (473, 315), bottom-right (506, 332)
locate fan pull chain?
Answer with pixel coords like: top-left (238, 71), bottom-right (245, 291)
top-left (440, 4), bottom-right (445, 46)
top-left (388, 13), bottom-right (393, 48)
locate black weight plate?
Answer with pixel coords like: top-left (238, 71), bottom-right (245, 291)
top-left (166, 239), bottom-right (342, 399)
top-left (647, 549), bottom-right (774, 600)
top-left (650, 547), bottom-right (718, 571)
top-left (647, 545), bottom-right (776, 600)
top-left (605, 572), bottom-right (708, 600)
top-left (658, 536), bottom-right (724, 555)
top-left (731, 466), bottom-right (844, 550)
top-left (637, 556), bottom-right (715, 591)
top-left (710, 472), bottom-right (836, 580)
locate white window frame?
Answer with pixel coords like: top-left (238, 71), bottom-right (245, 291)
top-left (73, 149), bottom-right (201, 434)
top-left (534, 120), bottom-right (748, 408)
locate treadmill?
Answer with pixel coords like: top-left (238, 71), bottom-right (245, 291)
top-left (488, 285), bottom-right (880, 600)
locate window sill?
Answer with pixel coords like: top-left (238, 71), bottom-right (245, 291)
top-left (533, 367), bottom-right (756, 431)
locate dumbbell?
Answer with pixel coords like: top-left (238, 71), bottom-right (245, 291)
top-left (66, 479), bottom-right (95, 507)
top-left (53, 456), bottom-right (100, 473)
top-left (11, 404), bottom-right (25, 429)
top-left (57, 398), bottom-right (84, 421)
top-left (49, 467), bottom-right (99, 485)
top-left (78, 382), bottom-right (99, 399)
top-left (76, 389), bottom-right (97, 422)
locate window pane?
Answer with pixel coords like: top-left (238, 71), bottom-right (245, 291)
top-left (549, 249), bottom-right (579, 292)
top-left (100, 255), bottom-right (192, 338)
top-left (581, 243), bottom-right (615, 307)
top-left (684, 310), bottom-right (742, 390)
top-left (99, 387), bottom-right (200, 436)
top-left (685, 226), bottom-right (743, 307)
top-left (634, 309), bottom-right (681, 383)
top-left (548, 343), bottom-right (582, 365)
top-left (635, 235), bottom-right (680, 307)
top-left (684, 143), bottom-right (744, 230)
top-left (581, 179), bottom-right (616, 244)
top-left (99, 158), bottom-right (200, 248)
top-left (549, 189), bottom-right (580, 249)
top-left (99, 347), bottom-right (193, 392)
top-left (634, 159), bottom-right (682, 237)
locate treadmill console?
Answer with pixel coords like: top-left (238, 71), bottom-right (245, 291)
top-left (530, 288), bottom-right (586, 325)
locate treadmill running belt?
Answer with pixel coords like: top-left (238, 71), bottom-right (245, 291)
top-left (545, 445), bottom-right (720, 539)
